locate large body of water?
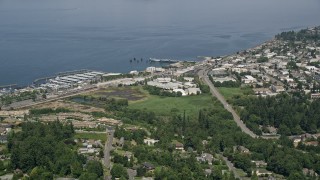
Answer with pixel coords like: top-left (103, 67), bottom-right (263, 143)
top-left (0, 0), bottom-right (320, 86)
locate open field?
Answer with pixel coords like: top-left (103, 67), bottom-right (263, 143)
top-left (217, 88), bottom-right (243, 100)
top-left (129, 94), bottom-right (216, 118)
top-left (74, 132), bottom-right (107, 142)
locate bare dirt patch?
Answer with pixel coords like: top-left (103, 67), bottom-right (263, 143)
top-left (89, 87), bottom-right (147, 101)
top-left (30, 100), bottom-right (105, 113)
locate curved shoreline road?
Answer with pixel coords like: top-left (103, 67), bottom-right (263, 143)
top-left (198, 69), bottom-right (258, 138)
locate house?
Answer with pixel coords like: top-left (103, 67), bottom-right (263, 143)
top-left (209, 68), bottom-right (228, 77)
top-left (204, 169), bottom-right (212, 176)
top-left (174, 142), bottom-right (184, 151)
top-left (306, 66), bottom-right (318, 72)
top-left (146, 67), bottom-right (156, 73)
top-left (98, 117), bottom-right (123, 126)
top-left (186, 88), bottom-right (201, 95)
top-left (242, 75), bottom-right (257, 84)
top-left (253, 88), bottom-right (272, 95)
top-left (302, 168), bottom-right (318, 177)
top-left (129, 70), bottom-right (139, 75)
top-left (233, 146), bottom-right (250, 154)
top-left (144, 138), bottom-right (159, 146)
top-left (251, 160), bottom-right (267, 167)
top-left (270, 85), bottom-right (285, 93)
top-left (232, 67), bottom-right (248, 73)
top-left (250, 69), bottom-right (260, 75)
top-left (142, 162), bottom-right (155, 171)
top-left (124, 151), bottom-right (133, 160)
top-left (183, 82), bottom-right (196, 88)
top-left (304, 141), bottom-right (319, 146)
top-left (253, 169), bottom-right (272, 176)
top-left (173, 89), bottom-right (187, 96)
top-left (311, 93), bottom-right (320, 99)
top-left (183, 77), bottom-right (194, 82)
top-left (212, 77), bottom-right (236, 83)
top-left (196, 153), bottom-right (214, 165)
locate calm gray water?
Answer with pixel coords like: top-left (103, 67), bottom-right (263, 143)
top-left (0, 0), bottom-right (320, 86)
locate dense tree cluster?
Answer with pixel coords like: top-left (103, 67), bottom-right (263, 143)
top-left (117, 108), bottom-right (157, 124)
top-left (114, 127), bottom-right (147, 145)
top-left (257, 57), bottom-right (269, 63)
top-left (143, 85), bottom-right (182, 97)
top-left (0, 90), bottom-right (38, 106)
top-left (210, 79), bottom-right (241, 88)
top-left (275, 28), bottom-right (320, 42)
top-left (8, 121), bottom-right (103, 179)
top-left (237, 93), bottom-right (320, 135)
top-left (102, 74), bottom-right (133, 81)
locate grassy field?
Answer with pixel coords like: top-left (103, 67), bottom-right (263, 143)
top-left (74, 132), bottom-right (107, 142)
top-left (217, 87), bottom-right (243, 100)
top-left (129, 94), bottom-right (216, 118)
top-left (217, 87), bottom-right (253, 100)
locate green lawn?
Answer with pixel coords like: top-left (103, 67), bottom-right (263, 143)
top-left (129, 94), bottom-right (215, 118)
top-left (74, 132), bottom-right (107, 142)
top-left (217, 87), bottom-right (253, 101)
top-left (217, 87), bottom-right (243, 100)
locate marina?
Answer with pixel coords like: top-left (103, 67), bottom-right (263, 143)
top-left (39, 70), bottom-right (105, 91)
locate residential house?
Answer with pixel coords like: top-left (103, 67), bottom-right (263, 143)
top-left (311, 93), bottom-right (320, 99)
top-left (212, 77), bottom-right (236, 83)
top-left (142, 162), bottom-right (155, 172)
top-left (173, 89), bottom-right (187, 96)
top-left (186, 88), bottom-right (201, 95)
top-left (174, 142), bottom-right (184, 151)
top-left (253, 88), bottom-right (272, 96)
top-left (251, 160), bottom-right (267, 167)
top-left (144, 138), bottom-right (159, 146)
top-left (242, 75), bottom-right (257, 84)
top-left (233, 146), bottom-right (250, 154)
top-left (196, 153), bottom-right (214, 165)
top-left (270, 85), bottom-right (285, 93)
top-left (302, 168), bottom-right (319, 177)
top-left (253, 169), bottom-right (272, 176)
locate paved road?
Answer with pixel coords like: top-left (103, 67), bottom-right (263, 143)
top-left (198, 69), bottom-right (258, 138)
top-left (104, 128), bottom-right (114, 169)
top-left (217, 154), bottom-right (241, 179)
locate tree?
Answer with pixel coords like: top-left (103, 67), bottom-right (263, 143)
top-left (288, 172), bottom-right (306, 180)
top-left (86, 160), bottom-right (103, 178)
top-left (71, 161), bottom-right (83, 178)
top-left (111, 164), bottom-right (128, 179)
top-left (79, 173), bottom-right (98, 180)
